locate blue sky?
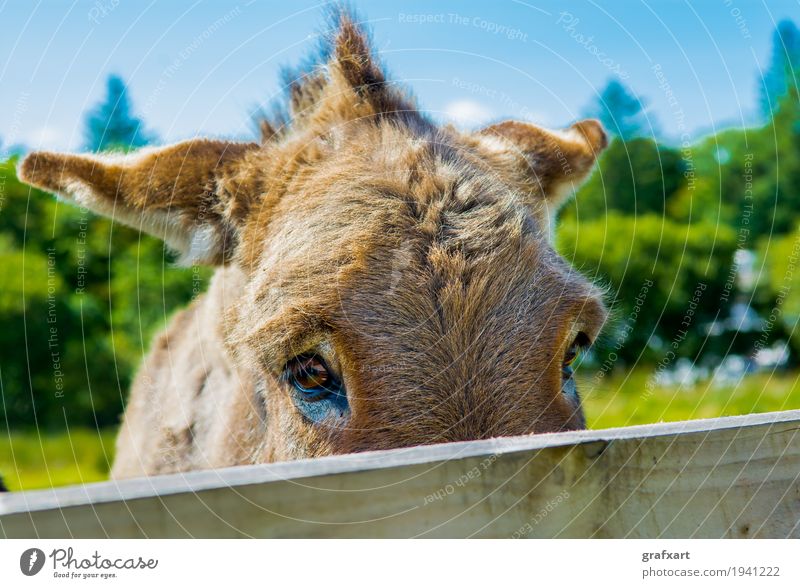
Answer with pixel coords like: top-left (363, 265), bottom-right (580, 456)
top-left (1, 0), bottom-right (797, 151)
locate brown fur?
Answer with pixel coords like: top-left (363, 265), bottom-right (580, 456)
top-left (18, 14), bottom-right (607, 478)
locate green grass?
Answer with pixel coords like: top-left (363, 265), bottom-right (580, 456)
top-left (2, 369), bottom-right (800, 492)
top-left (0, 427), bottom-right (116, 491)
top-left (581, 369), bottom-right (800, 429)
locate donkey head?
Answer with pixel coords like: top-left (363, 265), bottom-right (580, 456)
top-left (19, 16), bottom-right (607, 462)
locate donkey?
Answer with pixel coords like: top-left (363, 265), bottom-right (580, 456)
top-left (18, 15), bottom-right (608, 478)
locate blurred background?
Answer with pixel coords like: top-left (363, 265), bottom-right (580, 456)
top-left (1, 0), bottom-right (799, 490)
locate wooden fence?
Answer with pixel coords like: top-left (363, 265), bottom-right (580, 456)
top-left (2, 409), bottom-right (799, 538)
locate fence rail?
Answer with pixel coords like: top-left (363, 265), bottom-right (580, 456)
top-left (2, 410), bottom-right (799, 538)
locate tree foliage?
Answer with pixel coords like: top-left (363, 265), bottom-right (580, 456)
top-left (589, 78), bottom-right (650, 141)
top-left (0, 158), bottom-right (208, 428)
top-left (558, 213), bottom-right (737, 364)
top-left (84, 74), bottom-right (152, 152)
top-left (559, 20), bottom-right (800, 367)
top-left (759, 19), bottom-right (800, 119)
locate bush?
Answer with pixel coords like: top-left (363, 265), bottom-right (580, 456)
top-left (557, 212), bottom-right (737, 365)
top-left (0, 158), bottom-right (209, 429)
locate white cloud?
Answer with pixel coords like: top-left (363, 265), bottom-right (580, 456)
top-left (21, 126), bottom-right (68, 150)
top-left (442, 100), bottom-right (494, 128)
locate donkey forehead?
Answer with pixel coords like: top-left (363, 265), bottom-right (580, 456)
top-left (254, 128), bottom-right (547, 254)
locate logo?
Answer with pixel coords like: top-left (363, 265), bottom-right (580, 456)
top-left (20, 548), bottom-right (46, 576)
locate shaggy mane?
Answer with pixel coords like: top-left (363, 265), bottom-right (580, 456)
top-left (256, 7), bottom-right (424, 143)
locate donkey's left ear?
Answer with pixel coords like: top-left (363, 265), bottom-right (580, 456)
top-left (477, 119), bottom-right (607, 207)
top-left (18, 139), bottom-right (260, 265)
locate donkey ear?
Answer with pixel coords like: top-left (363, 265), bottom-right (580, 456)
top-left (18, 139), bottom-right (260, 265)
top-left (324, 13), bottom-right (414, 119)
top-left (478, 119), bottom-right (608, 206)
top-left (330, 15), bottom-right (389, 109)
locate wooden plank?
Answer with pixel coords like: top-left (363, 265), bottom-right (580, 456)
top-left (2, 410), bottom-right (799, 538)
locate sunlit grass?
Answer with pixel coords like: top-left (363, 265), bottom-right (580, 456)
top-left (581, 368), bottom-right (800, 430)
top-left (0, 427), bottom-right (116, 491)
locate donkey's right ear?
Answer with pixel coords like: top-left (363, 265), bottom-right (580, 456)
top-left (477, 119), bottom-right (607, 209)
top-left (18, 139), bottom-right (261, 265)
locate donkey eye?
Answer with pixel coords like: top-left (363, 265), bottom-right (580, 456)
top-left (286, 355), bottom-right (338, 399)
top-left (284, 354), bottom-right (349, 423)
top-left (562, 333), bottom-right (590, 404)
top-left (563, 332), bottom-right (590, 372)
top-left (563, 345), bottom-right (579, 368)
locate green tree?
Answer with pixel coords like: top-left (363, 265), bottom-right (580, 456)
top-left (557, 213), bottom-right (737, 365)
top-left (84, 74), bottom-right (152, 152)
top-left (589, 79), bottom-right (651, 141)
top-left (0, 158), bottom-right (207, 429)
top-left (665, 129), bottom-right (750, 228)
top-left (759, 19), bottom-right (800, 119)
top-left (756, 89), bottom-right (800, 237)
top-left (755, 227), bottom-right (800, 354)
top-left (563, 137), bottom-right (684, 221)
